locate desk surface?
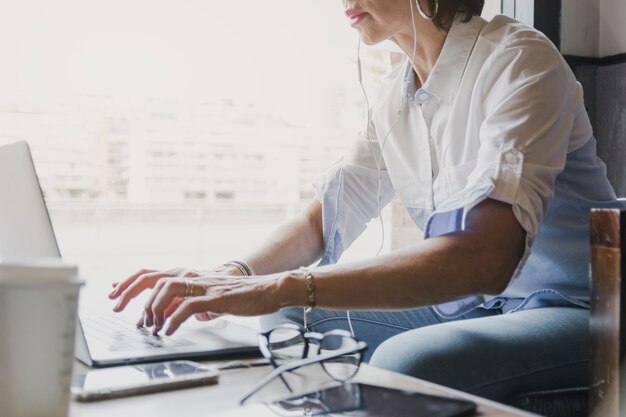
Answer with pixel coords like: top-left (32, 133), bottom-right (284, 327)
top-left (69, 358), bottom-right (538, 417)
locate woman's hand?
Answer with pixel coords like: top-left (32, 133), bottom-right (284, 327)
top-left (108, 268), bottom-right (202, 312)
top-left (143, 274), bottom-right (287, 335)
top-left (108, 265), bottom-right (245, 315)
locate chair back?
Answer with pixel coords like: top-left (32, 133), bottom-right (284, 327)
top-left (589, 209), bottom-right (626, 417)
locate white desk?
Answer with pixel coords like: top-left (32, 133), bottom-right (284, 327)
top-left (69, 289), bottom-right (538, 416)
top-left (69, 359), bottom-right (539, 417)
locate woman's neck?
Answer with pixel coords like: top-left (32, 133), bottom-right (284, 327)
top-left (392, 20), bottom-right (449, 88)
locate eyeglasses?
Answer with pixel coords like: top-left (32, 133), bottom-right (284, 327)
top-left (260, 324), bottom-right (365, 380)
top-left (239, 324), bottom-right (367, 405)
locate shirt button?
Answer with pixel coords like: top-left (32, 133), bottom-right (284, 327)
top-left (418, 92), bottom-right (430, 102)
top-left (504, 152), bottom-right (518, 164)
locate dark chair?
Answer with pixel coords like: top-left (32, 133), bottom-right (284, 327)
top-left (509, 387), bottom-right (589, 417)
top-left (509, 209), bottom-right (625, 417)
top-left (588, 209), bottom-right (626, 417)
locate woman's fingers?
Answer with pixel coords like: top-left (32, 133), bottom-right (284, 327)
top-left (155, 299), bottom-right (188, 334)
top-left (163, 298), bottom-right (185, 322)
top-left (150, 279), bottom-right (212, 332)
top-left (109, 267), bottom-right (191, 300)
top-left (165, 297), bottom-right (213, 336)
top-left (113, 270), bottom-right (172, 312)
top-left (142, 279), bottom-right (169, 327)
top-left (108, 269), bottom-right (156, 299)
top-left (149, 280), bottom-right (189, 331)
top-left (134, 274), bottom-right (278, 335)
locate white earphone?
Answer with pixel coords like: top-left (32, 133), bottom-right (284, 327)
top-left (416, 0), bottom-right (438, 21)
top-left (346, 0), bottom-right (420, 337)
top-left (357, 0), bottom-right (419, 254)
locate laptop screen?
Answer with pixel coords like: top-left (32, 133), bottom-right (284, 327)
top-left (0, 141), bottom-right (62, 261)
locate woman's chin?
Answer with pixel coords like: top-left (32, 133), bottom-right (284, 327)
top-left (358, 32), bottom-right (384, 46)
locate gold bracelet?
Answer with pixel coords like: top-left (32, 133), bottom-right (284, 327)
top-left (299, 267), bottom-right (316, 329)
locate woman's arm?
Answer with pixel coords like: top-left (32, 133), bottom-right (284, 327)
top-left (281, 198), bottom-right (526, 310)
top-left (147, 198), bottom-right (525, 335)
top-left (241, 198), bottom-right (324, 275)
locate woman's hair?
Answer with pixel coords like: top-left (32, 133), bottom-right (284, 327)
top-left (425, 0), bottom-right (485, 30)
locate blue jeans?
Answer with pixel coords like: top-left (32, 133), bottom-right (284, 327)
top-left (260, 306), bottom-right (589, 402)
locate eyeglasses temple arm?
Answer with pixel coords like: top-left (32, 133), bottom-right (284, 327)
top-left (239, 341), bottom-right (367, 405)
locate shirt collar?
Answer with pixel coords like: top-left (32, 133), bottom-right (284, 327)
top-left (401, 15), bottom-right (486, 104)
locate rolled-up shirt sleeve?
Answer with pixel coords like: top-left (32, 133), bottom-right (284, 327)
top-left (428, 37), bottom-right (577, 275)
top-left (314, 121), bottom-right (395, 265)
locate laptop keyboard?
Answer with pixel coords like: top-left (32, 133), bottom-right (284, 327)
top-left (81, 314), bottom-right (196, 351)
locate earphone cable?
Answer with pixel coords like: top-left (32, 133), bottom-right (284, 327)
top-left (347, 0), bottom-right (419, 337)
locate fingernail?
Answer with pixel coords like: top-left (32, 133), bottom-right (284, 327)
top-left (152, 326), bottom-right (161, 335)
top-left (113, 301), bottom-right (121, 312)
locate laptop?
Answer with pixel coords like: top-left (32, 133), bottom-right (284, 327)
top-left (0, 141), bottom-right (260, 367)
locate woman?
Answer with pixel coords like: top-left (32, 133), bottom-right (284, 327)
top-left (110, 0), bottom-right (624, 402)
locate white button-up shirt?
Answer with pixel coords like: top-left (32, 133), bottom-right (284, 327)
top-left (315, 14), bottom-right (625, 317)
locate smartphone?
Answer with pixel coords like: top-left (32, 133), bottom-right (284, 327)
top-left (266, 382), bottom-right (477, 417)
top-left (71, 360), bottom-right (219, 402)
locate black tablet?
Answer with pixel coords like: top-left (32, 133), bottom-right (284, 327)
top-left (266, 382), bottom-right (477, 417)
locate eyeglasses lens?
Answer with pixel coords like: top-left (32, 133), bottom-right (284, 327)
top-left (319, 334), bottom-right (361, 381)
top-left (267, 327), bottom-right (307, 363)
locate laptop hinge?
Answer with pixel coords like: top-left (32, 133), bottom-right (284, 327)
top-left (74, 318), bottom-right (93, 367)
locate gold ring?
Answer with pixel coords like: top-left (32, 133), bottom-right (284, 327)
top-left (184, 278), bottom-right (193, 298)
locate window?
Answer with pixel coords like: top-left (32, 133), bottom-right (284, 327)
top-left (483, 0), bottom-right (535, 26)
top-left (501, 0), bottom-right (534, 26)
top-left (0, 1), bottom-right (393, 281)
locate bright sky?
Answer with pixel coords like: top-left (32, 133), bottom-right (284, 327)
top-left (0, 0), bottom-right (368, 112)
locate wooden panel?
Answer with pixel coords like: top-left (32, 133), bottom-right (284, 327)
top-left (590, 209), bottom-right (626, 417)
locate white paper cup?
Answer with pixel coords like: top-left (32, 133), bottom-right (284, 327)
top-left (0, 260), bottom-right (82, 417)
